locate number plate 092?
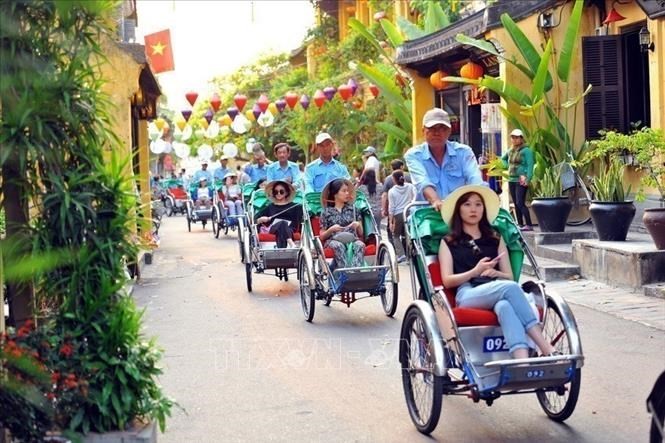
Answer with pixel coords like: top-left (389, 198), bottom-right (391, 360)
top-left (483, 336), bottom-right (509, 353)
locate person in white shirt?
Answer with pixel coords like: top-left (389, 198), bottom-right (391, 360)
top-left (362, 146), bottom-right (382, 181)
top-left (196, 177), bottom-right (212, 209)
top-left (388, 170), bottom-right (416, 263)
top-left (223, 172), bottom-right (244, 218)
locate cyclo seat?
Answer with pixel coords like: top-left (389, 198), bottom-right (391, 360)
top-left (310, 216), bottom-right (376, 258)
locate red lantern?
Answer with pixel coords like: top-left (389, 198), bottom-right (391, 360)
top-left (313, 89), bottom-right (326, 108)
top-left (460, 61), bottom-right (484, 80)
top-left (234, 94), bottom-right (247, 112)
top-left (369, 84), bottom-right (380, 98)
top-left (285, 92), bottom-right (298, 109)
top-left (257, 94), bottom-right (269, 113)
top-left (338, 84), bottom-right (353, 101)
top-left (429, 70), bottom-right (449, 90)
top-left (185, 91), bottom-right (198, 106)
top-left (210, 93), bottom-right (221, 112)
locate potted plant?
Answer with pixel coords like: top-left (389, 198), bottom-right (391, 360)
top-left (588, 159), bottom-right (635, 241)
top-left (530, 166), bottom-right (572, 232)
top-left (585, 127), bottom-right (665, 248)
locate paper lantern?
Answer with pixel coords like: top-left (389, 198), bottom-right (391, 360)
top-left (460, 61), bottom-right (484, 80)
top-left (337, 84), bottom-right (353, 101)
top-left (218, 115), bottom-right (232, 127)
top-left (245, 109), bottom-right (256, 122)
top-left (231, 114), bottom-right (250, 134)
top-left (285, 92), bottom-right (298, 109)
top-left (300, 94), bottom-right (310, 110)
top-left (176, 119), bottom-right (186, 131)
top-left (205, 121), bottom-right (220, 139)
top-left (347, 78), bottom-right (358, 96)
top-left (267, 102), bottom-right (278, 115)
top-left (323, 86), bottom-right (337, 101)
top-left (210, 93), bottom-right (222, 112)
top-left (198, 144), bottom-right (213, 161)
top-left (200, 118), bottom-right (209, 130)
top-left (252, 103), bottom-right (261, 120)
top-left (185, 91), bottom-right (198, 106)
top-left (313, 89), bottom-right (326, 108)
top-left (257, 110), bottom-right (274, 128)
top-left (234, 94), bottom-right (247, 112)
top-left (257, 94), bottom-right (270, 113)
top-left (429, 70), bottom-right (449, 90)
top-left (181, 110), bottom-right (192, 122)
top-left (181, 125), bottom-right (193, 141)
top-left (227, 107), bottom-right (239, 120)
top-left (154, 118), bottom-right (166, 131)
top-left (204, 109), bottom-right (214, 124)
top-left (222, 143), bottom-right (238, 158)
top-left (275, 99), bottom-right (287, 113)
top-left (369, 83), bottom-right (380, 98)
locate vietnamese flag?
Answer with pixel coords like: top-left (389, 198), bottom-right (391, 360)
top-left (144, 29), bottom-right (175, 74)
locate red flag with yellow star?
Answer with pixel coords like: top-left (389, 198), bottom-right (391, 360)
top-left (144, 29), bottom-right (174, 74)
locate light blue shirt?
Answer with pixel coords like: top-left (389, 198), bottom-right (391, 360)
top-left (244, 163), bottom-right (268, 183)
top-left (213, 166), bottom-right (231, 182)
top-left (266, 161), bottom-right (301, 184)
top-left (404, 141), bottom-right (483, 200)
top-left (192, 169), bottom-right (213, 185)
top-left (303, 157), bottom-right (350, 192)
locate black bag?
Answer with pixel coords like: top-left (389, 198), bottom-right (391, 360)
top-left (469, 276), bottom-right (497, 287)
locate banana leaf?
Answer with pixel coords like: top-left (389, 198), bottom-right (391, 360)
top-left (424, 1), bottom-right (450, 34)
top-left (477, 76), bottom-right (532, 107)
top-left (356, 62), bottom-right (404, 105)
top-left (500, 13), bottom-right (553, 92)
top-left (348, 18), bottom-right (391, 62)
top-left (532, 39), bottom-right (553, 103)
top-left (557, 0), bottom-right (584, 82)
top-left (390, 102), bottom-right (412, 132)
top-left (397, 16), bottom-right (426, 40)
top-left (375, 121), bottom-right (411, 145)
top-left (380, 18), bottom-right (404, 47)
top-left (562, 84), bottom-right (592, 109)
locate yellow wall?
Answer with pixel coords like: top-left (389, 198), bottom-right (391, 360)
top-left (406, 68), bottom-right (436, 144)
top-left (98, 36), bottom-right (151, 234)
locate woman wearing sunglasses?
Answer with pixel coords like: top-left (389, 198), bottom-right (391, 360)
top-left (438, 185), bottom-right (558, 359)
top-left (255, 180), bottom-right (302, 248)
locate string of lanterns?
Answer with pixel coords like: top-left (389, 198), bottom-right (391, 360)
top-left (429, 60), bottom-right (485, 90)
top-left (149, 78), bottom-right (382, 162)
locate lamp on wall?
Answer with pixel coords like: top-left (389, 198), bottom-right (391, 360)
top-left (602, 4), bottom-right (626, 25)
top-left (639, 27), bottom-right (655, 52)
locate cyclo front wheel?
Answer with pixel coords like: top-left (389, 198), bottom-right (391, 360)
top-left (378, 246), bottom-right (398, 316)
top-left (299, 256), bottom-right (315, 322)
top-left (400, 306), bottom-right (444, 435)
top-left (536, 300), bottom-right (581, 421)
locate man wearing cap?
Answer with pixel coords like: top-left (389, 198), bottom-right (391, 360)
top-left (192, 161), bottom-right (213, 186)
top-left (244, 146), bottom-right (269, 183)
top-left (303, 132), bottom-right (350, 193)
top-left (266, 142), bottom-right (301, 185)
top-left (213, 156), bottom-right (232, 186)
top-left (501, 128), bottom-right (535, 231)
top-left (404, 107), bottom-right (483, 210)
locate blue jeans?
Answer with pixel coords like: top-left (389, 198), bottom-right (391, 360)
top-left (456, 280), bottom-right (539, 354)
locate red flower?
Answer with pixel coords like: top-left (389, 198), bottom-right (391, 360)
top-left (51, 372), bottom-right (61, 383)
top-left (59, 343), bottom-right (73, 357)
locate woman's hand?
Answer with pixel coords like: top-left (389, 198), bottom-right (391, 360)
top-left (257, 216), bottom-right (269, 224)
top-left (348, 221), bottom-right (360, 231)
top-left (480, 268), bottom-right (502, 278)
top-left (473, 257), bottom-right (497, 277)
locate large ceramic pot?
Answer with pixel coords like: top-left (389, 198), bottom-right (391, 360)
top-left (531, 197), bottom-right (572, 232)
top-left (589, 201), bottom-right (636, 241)
top-left (643, 207), bottom-right (665, 250)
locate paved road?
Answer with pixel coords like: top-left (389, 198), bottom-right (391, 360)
top-left (133, 217), bottom-right (665, 442)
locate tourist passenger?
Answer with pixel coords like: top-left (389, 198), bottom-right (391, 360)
top-left (405, 108), bottom-right (483, 210)
top-left (223, 172), bottom-right (244, 218)
top-left (195, 177), bottom-right (212, 209)
top-left (303, 132), bottom-right (350, 193)
top-left (438, 185), bottom-right (558, 359)
top-left (255, 180), bottom-right (302, 248)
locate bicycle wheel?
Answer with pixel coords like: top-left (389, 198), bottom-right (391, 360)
top-left (564, 175), bottom-right (592, 226)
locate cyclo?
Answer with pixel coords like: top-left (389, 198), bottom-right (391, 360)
top-left (297, 183), bottom-right (399, 322)
top-left (184, 180), bottom-right (215, 231)
top-left (210, 177), bottom-right (239, 238)
top-left (399, 202), bottom-right (584, 434)
top-left (240, 183), bottom-right (303, 291)
top-left (160, 177), bottom-right (188, 216)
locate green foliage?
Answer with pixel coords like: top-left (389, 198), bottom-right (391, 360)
top-left (534, 167), bottom-right (563, 198)
top-left (451, 1), bottom-right (587, 177)
top-left (590, 160), bottom-right (631, 202)
top-left (584, 127), bottom-right (665, 202)
top-left (1, 0), bottom-right (173, 435)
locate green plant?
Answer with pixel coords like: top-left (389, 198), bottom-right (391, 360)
top-left (584, 127), bottom-right (665, 204)
top-left (534, 167), bottom-right (563, 198)
top-left (590, 160), bottom-right (631, 202)
top-left (447, 0), bottom-right (589, 179)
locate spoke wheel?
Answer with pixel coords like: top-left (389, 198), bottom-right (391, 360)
top-left (211, 209), bottom-right (218, 237)
top-left (165, 199), bottom-right (173, 217)
top-left (378, 247), bottom-right (398, 316)
top-left (299, 257), bottom-right (315, 322)
top-left (536, 301), bottom-right (581, 421)
top-left (245, 262), bottom-right (253, 292)
top-left (564, 182), bottom-right (592, 226)
top-left (187, 217), bottom-right (191, 232)
top-left (400, 307), bottom-right (443, 435)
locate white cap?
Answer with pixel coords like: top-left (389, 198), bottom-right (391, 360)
top-left (363, 146), bottom-right (376, 154)
top-left (510, 129), bottom-right (524, 137)
top-left (422, 108), bottom-right (451, 128)
top-left (220, 155), bottom-right (230, 161)
top-left (315, 132), bottom-right (333, 144)
top-left (199, 176), bottom-right (208, 183)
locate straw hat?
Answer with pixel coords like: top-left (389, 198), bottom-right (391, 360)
top-left (440, 184), bottom-right (500, 226)
top-left (320, 178), bottom-right (355, 207)
top-left (264, 180), bottom-right (296, 204)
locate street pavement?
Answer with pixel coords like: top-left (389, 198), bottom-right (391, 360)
top-left (132, 216), bottom-right (665, 442)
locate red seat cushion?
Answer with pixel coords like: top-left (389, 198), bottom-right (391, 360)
top-left (169, 188), bottom-right (188, 200)
top-left (258, 232), bottom-right (301, 242)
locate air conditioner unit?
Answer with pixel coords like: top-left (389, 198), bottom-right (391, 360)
top-left (595, 26), bottom-right (607, 36)
top-left (538, 12), bottom-right (554, 29)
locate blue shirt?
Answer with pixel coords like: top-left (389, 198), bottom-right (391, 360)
top-left (192, 169), bottom-right (213, 185)
top-left (266, 161), bottom-right (301, 184)
top-left (303, 157), bottom-right (350, 193)
top-left (244, 163), bottom-right (268, 183)
top-left (404, 141), bottom-right (483, 200)
top-left (213, 166), bottom-right (231, 182)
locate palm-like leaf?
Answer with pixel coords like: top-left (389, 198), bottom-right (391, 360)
top-left (348, 18), bottom-right (391, 61)
top-left (376, 122), bottom-right (411, 145)
top-left (532, 39), bottom-right (553, 103)
top-left (356, 62), bottom-right (404, 105)
top-left (558, 0), bottom-right (584, 82)
top-left (380, 18), bottom-right (404, 47)
top-left (397, 16), bottom-right (426, 40)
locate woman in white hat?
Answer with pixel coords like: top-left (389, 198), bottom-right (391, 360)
top-left (223, 172), bottom-right (243, 218)
top-left (255, 180), bottom-right (301, 248)
top-left (501, 129), bottom-right (534, 231)
top-left (438, 185), bottom-right (558, 359)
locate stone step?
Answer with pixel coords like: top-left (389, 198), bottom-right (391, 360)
top-left (522, 255), bottom-right (581, 282)
top-left (534, 243), bottom-right (574, 263)
top-left (522, 229), bottom-right (596, 249)
top-left (642, 283), bottom-right (665, 299)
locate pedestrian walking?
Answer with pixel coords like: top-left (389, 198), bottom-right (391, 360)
top-left (388, 170), bottom-right (416, 263)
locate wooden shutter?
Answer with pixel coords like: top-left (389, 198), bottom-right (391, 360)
top-left (583, 36), bottom-right (625, 139)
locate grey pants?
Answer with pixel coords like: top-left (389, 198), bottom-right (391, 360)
top-left (326, 239), bottom-right (365, 268)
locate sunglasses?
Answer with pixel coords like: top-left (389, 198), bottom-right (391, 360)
top-left (468, 239), bottom-right (482, 257)
top-left (273, 189), bottom-right (287, 196)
